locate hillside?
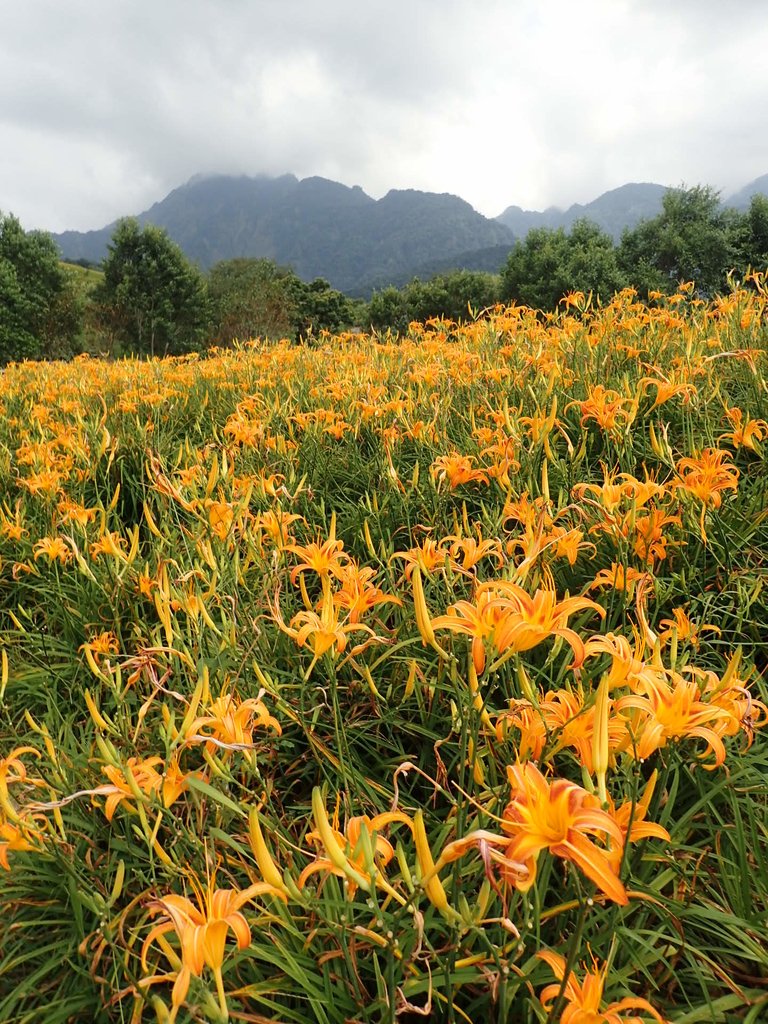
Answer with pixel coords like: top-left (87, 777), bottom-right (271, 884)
top-left (52, 171), bottom-right (768, 296)
top-left (724, 173), bottom-right (768, 210)
top-left (53, 174), bottom-right (514, 296)
top-left (495, 182), bottom-right (670, 240)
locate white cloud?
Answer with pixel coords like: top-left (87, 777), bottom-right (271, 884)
top-left (1, 0), bottom-right (767, 230)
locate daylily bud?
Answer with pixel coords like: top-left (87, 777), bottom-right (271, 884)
top-left (0, 648), bottom-right (8, 701)
top-left (412, 566), bottom-right (436, 647)
top-left (84, 689), bottom-right (114, 733)
top-left (311, 788), bottom-right (370, 892)
top-left (248, 808), bottom-right (289, 896)
top-left (592, 673), bottom-right (610, 805)
top-left (107, 859), bottom-right (125, 908)
top-left (142, 501), bottom-right (163, 538)
top-left (411, 567), bottom-right (450, 659)
top-left (404, 659), bottom-right (418, 700)
top-left (412, 810), bottom-right (460, 922)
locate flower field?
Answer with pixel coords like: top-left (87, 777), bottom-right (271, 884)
top-left (1, 281), bottom-right (768, 1023)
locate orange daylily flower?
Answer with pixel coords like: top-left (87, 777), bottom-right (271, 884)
top-left (141, 874), bottom-right (284, 1022)
top-left (444, 533), bottom-right (505, 574)
top-left (675, 448), bottom-right (739, 508)
top-left (503, 492), bottom-right (555, 532)
top-left (573, 466), bottom-right (630, 515)
top-left (485, 578), bottom-right (604, 671)
top-left (518, 399), bottom-right (566, 457)
top-left (589, 563), bottom-right (649, 596)
top-left (617, 670), bottom-right (736, 767)
top-left (495, 700), bottom-right (549, 761)
top-left (254, 471), bottom-right (286, 498)
top-left (602, 770), bottom-right (671, 871)
top-left (298, 808), bottom-right (412, 898)
top-left (639, 375), bottom-right (697, 410)
top-left (629, 506), bottom-right (682, 566)
top-left (499, 689), bottom-right (627, 774)
top-left (0, 502), bottom-right (26, 540)
top-left (57, 497), bottom-right (98, 527)
top-left (429, 577), bottom-right (604, 674)
top-left (657, 607), bottom-right (720, 649)
top-left (719, 406), bottom-right (768, 452)
top-left (271, 596), bottom-right (383, 666)
top-left (90, 530), bottom-right (128, 561)
top-left (685, 656), bottom-right (768, 747)
top-left (391, 536), bottom-right (451, 581)
top-left (18, 468), bottom-right (64, 496)
top-left (80, 631), bottom-right (119, 662)
top-left (620, 472), bottom-right (668, 509)
top-left (561, 290), bottom-right (586, 309)
top-left (0, 816), bottom-right (45, 870)
top-left (94, 755), bottom-right (191, 820)
top-left (285, 519), bottom-right (349, 585)
top-left (33, 536), bottom-right (72, 564)
top-left (331, 562), bottom-right (402, 623)
top-left (428, 585), bottom-right (500, 674)
top-left (207, 500), bottom-right (234, 540)
top-left (500, 761), bottom-right (628, 904)
top-left (0, 746), bottom-right (45, 820)
top-left (585, 631), bottom-right (661, 692)
top-left (430, 452), bottom-right (490, 489)
top-left (254, 509), bottom-right (303, 551)
top-left (537, 949), bottom-right (667, 1023)
top-left (549, 526), bottom-right (595, 566)
top-left (570, 385), bottom-right (638, 435)
top-left (181, 690), bottom-right (281, 759)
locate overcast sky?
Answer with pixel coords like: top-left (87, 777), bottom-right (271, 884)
top-left (2, 0), bottom-right (768, 232)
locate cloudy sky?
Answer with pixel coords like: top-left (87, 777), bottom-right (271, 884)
top-left (2, 0), bottom-right (767, 232)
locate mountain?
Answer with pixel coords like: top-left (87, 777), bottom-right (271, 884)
top-left (723, 173), bottom-right (768, 210)
top-left (495, 183), bottom-right (669, 240)
top-left (52, 172), bottom-right (768, 295)
top-left (52, 174), bottom-right (513, 296)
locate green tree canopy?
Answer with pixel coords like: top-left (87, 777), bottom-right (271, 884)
top-left (368, 270), bottom-right (500, 332)
top-left (288, 277), bottom-right (353, 338)
top-left (95, 219), bottom-right (210, 356)
top-left (209, 258), bottom-right (353, 343)
top-left (500, 219), bottom-right (625, 310)
top-left (729, 194), bottom-right (768, 280)
top-left (208, 258), bottom-right (297, 343)
top-left (500, 227), bottom-right (570, 311)
top-left (618, 185), bottom-right (735, 297)
top-left (368, 286), bottom-right (411, 334)
top-left (0, 211), bottom-right (82, 363)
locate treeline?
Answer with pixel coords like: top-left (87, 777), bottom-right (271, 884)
top-left (3, 184), bottom-right (768, 363)
top-left (0, 215), bottom-right (357, 363)
top-left (370, 185), bottom-right (768, 327)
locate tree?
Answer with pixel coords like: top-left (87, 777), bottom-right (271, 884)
top-left (368, 286), bottom-right (411, 334)
top-left (500, 220), bottom-right (624, 310)
top-left (208, 258), bottom-right (297, 343)
top-left (0, 211), bottom-right (82, 363)
top-left (208, 259), bottom-right (353, 343)
top-left (729, 194), bottom-right (768, 279)
top-left (95, 219), bottom-right (210, 356)
top-left (618, 185), bottom-right (734, 297)
top-left (367, 270), bottom-right (500, 332)
top-left (565, 219), bottom-right (626, 299)
top-left (500, 227), bottom-right (570, 310)
top-left (289, 277), bottom-right (353, 338)
top-left (406, 270), bottom-right (500, 323)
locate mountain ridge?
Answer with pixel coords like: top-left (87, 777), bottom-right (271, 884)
top-left (51, 171), bottom-right (768, 296)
